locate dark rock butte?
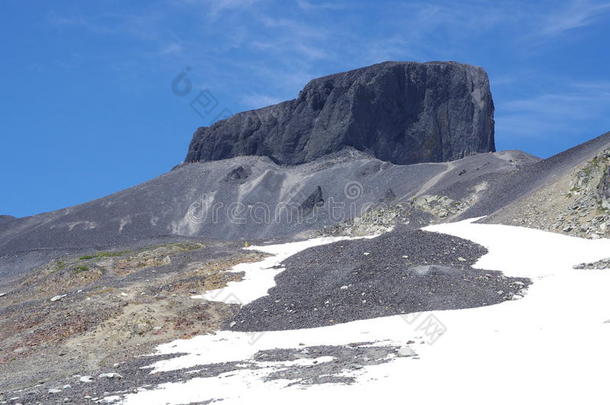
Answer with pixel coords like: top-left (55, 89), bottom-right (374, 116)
top-left (185, 61), bottom-right (495, 166)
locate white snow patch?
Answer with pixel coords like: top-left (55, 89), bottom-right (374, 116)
top-left (117, 220), bottom-right (610, 405)
top-left (99, 372), bottom-right (123, 379)
top-left (193, 236), bottom-right (372, 305)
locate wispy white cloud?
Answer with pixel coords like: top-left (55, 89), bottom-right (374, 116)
top-left (47, 10), bottom-right (168, 41)
top-left (256, 15), bottom-right (328, 41)
top-left (539, 0), bottom-right (610, 37)
top-left (44, 0), bottom-right (610, 142)
top-left (175, 0), bottom-right (264, 14)
top-left (296, 0), bottom-right (345, 11)
top-left (158, 42), bottom-right (184, 56)
top-left (47, 12), bottom-right (120, 35)
top-left (198, 0), bottom-right (267, 19)
top-left (250, 39), bottom-right (328, 60)
top-left (241, 93), bottom-right (283, 109)
top-left (497, 80), bottom-right (610, 139)
top-left (361, 36), bottom-right (420, 64)
top-left (349, 1), bottom-right (526, 62)
top-left (503, 82), bottom-right (610, 117)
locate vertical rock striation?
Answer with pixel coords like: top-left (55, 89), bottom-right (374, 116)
top-left (185, 61), bottom-right (495, 166)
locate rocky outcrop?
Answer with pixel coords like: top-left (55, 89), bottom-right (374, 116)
top-left (598, 165), bottom-right (610, 210)
top-left (574, 258), bottom-right (610, 270)
top-left (185, 61), bottom-right (495, 166)
top-left (484, 145), bottom-right (610, 239)
top-left (557, 148), bottom-right (610, 237)
top-left (0, 215), bottom-right (16, 225)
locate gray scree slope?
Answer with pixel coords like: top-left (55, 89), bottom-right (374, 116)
top-left (0, 151), bottom-right (517, 252)
top-left (185, 61), bottom-right (495, 166)
top-left (0, 151), bottom-right (526, 282)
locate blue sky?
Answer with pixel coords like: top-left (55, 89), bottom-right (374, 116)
top-left (2, 0), bottom-right (610, 218)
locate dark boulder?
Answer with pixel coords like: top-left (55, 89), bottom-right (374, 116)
top-left (299, 186), bottom-right (324, 216)
top-left (185, 61), bottom-right (495, 165)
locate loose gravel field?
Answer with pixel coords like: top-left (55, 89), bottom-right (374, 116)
top-left (231, 230), bottom-right (530, 331)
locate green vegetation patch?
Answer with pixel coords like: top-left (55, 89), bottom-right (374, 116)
top-left (73, 265), bottom-right (90, 273)
top-left (173, 242), bottom-right (205, 251)
top-left (79, 250), bottom-right (131, 260)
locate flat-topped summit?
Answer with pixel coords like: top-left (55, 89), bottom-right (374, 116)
top-left (185, 61), bottom-right (495, 165)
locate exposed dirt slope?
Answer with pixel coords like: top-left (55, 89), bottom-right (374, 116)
top-left (484, 146), bottom-right (610, 238)
top-left (0, 240), bottom-right (265, 393)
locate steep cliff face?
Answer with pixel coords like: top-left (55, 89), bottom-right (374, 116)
top-left (185, 61), bottom-right (495, 165)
